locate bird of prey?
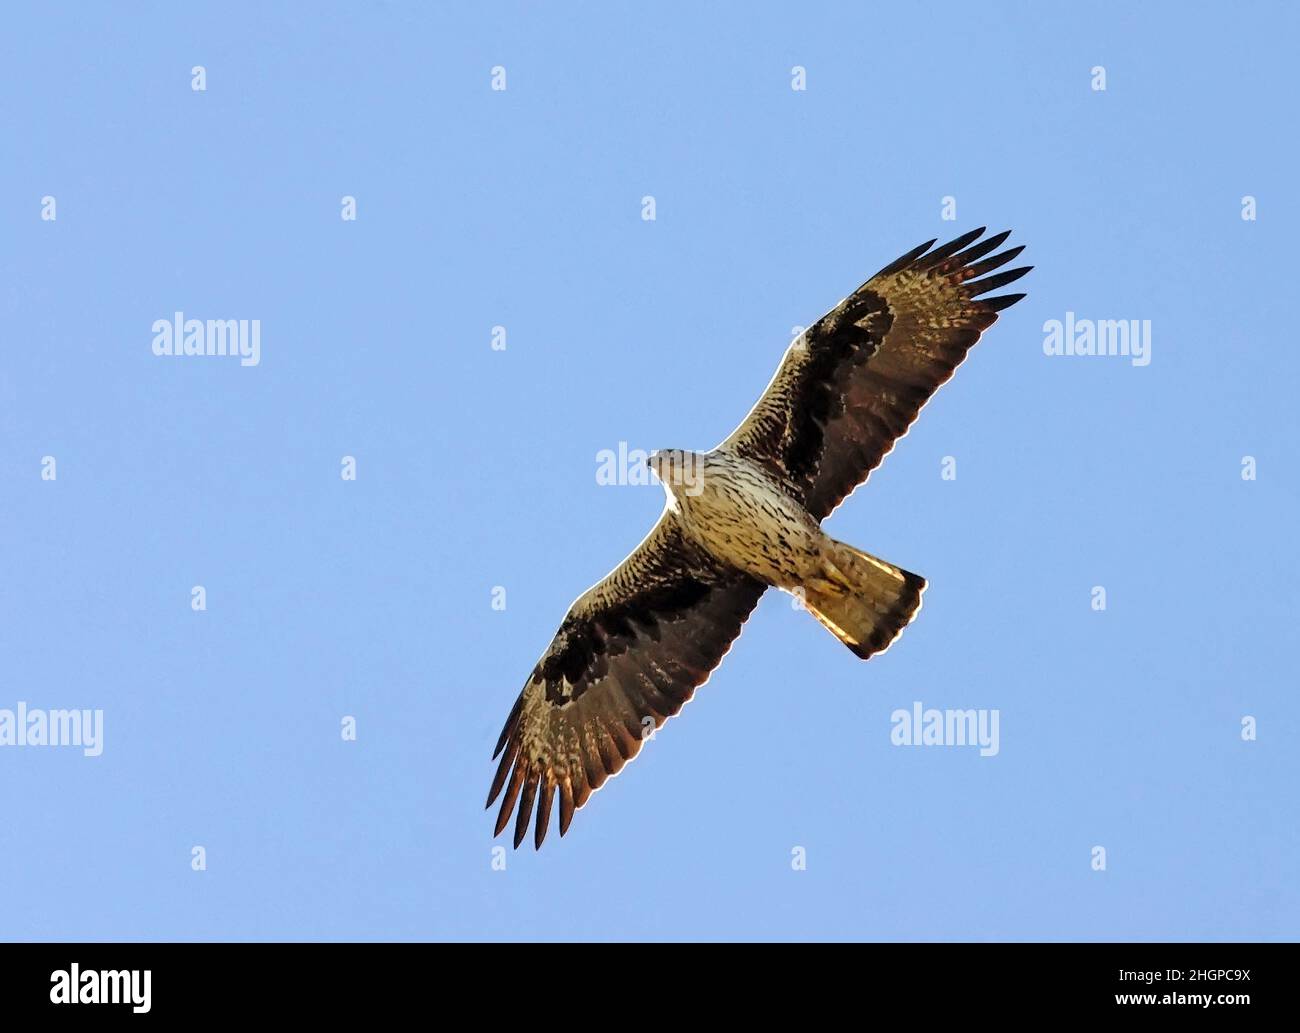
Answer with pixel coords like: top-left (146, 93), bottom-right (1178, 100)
top-left (488, 227), bottom-right (1029, 848)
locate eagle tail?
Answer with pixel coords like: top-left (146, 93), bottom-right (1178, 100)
top-left (801, 541), bottom-right (926, 660)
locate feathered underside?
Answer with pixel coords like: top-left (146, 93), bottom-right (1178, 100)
top-left (721, 227), bottom-right (1030, 519)
top-left (488, 229), bottom-right (1029, 848)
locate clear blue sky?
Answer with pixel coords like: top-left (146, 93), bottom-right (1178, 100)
top-left (1, 3), bottom-right (1296, 941)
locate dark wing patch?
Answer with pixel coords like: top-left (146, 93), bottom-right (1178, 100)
top-left (487, 514), bottom-right (766, 849)
top-left (722, 228), bottom-right (1029, 519)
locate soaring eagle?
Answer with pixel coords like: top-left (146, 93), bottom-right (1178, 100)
top-left (488, 228), bottom-right (1029, 848)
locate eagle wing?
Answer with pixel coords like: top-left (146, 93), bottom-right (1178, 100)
top-left (487, 511), bottom-right (766, 848)
top-left (721, 228), bottom-right (1030, 520)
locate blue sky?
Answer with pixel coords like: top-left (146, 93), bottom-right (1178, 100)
top-left (1, 2), bottom-right (1296, 941)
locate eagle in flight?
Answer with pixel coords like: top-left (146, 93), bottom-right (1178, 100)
top-left (488, 228), bottom-right (1029, 848)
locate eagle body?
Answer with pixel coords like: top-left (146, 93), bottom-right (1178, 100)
top-left (487, 228), bottom-right (1031, 848)
top-left (656, 449), bottom-right (823, 591)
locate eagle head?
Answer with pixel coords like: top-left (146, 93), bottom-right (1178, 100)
top-left (648, 449), bottom-right (706, 498)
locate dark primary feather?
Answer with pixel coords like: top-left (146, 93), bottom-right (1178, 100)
top-left (487, 514), bottom-right (766, 848)
top-left (723, 228), bottom-right (1030, 519)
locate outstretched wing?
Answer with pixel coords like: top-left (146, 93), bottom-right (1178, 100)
top-left (487, 512), bottom-right (766, 849)
top-left (722, 228), bottom-right (1030, 519)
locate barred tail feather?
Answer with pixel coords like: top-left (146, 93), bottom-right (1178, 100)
top-left (801, 541), bottom-right (925, 659)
